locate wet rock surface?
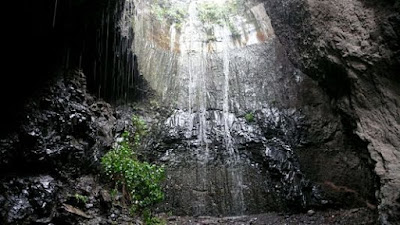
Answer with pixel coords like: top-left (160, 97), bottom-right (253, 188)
top-left (0, 176), bottom-right (57, 224)
top-left (0, 71), bottom-right (117, 224)
top-left (0, 70), bottom-right (115, 174)
top-left (141, 106), bottom-right (328, 216)
top-left (131, 0), bottom-right (378, 218)
top-left (258, 0), bottom-right (400, 223)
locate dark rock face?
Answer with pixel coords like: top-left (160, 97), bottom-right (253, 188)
top-left (0, 176), bottom-right (57, 224)
top-left (143, 107), bottom-right (325, 216)
top-left (141, 92), bottom-right (375, 216)
top-left (0, 71), bottom-right (115, 174)
top-left (0, 71), bottom-right (116, 224)
top-left (259, 0), bottom-right (400, 223)
top-left (1, 0), bottom-right (137, 223)
top-left (131, 0), bottom-right (378, 217)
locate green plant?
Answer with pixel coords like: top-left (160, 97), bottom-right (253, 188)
top-left (102, 132), bottom-right (165, 210)
top-left (101, 115), bottom-right (165, 214)
top-left (132, 115), bottom-right (147, 147)
top-left (197, 0), bottom-right (243, 38)
top-left (198, 2), bottom-right (225, 25)
top-left (74, 193), bottom-right (89, 204)
top-left (245, 112), bottom-right (255, 122)
top-left (151, 0), bottom-right (188, 29)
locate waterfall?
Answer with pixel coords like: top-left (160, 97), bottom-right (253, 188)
top-left (199, 47), bottom-right (209, 159)
top-left (223, 25), bottom-right (245, 214)
top-left (179, 1), bottom-right (209, 158)
top-left (223, 26), bottom-right (233, 157)
top-left (185, 2), bottom-right (196, 139)
top-left (170, 23), bottom-right (176, 52)
top-left (131, 0), bottom-right (298, 215)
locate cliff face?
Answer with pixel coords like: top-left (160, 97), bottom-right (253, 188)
top-left (131, 0), bottom-right (379, 217)
top-left (131, 0), bottom-right (399, 221)
top-left (259, 0), bottom-right (400, 223)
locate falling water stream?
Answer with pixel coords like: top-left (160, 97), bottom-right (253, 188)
top-left (170, 24), bottom-right (176, 52)
top-left (131, 0), bottom-right (313, 216)
top-left (222, 25), bottom-right (233, 156)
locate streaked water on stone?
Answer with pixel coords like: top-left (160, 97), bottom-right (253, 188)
top-left (131, 0), bottom-right (320, 216)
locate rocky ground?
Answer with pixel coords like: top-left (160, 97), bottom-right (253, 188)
top-left (160, 208), bottom-right (377, 225)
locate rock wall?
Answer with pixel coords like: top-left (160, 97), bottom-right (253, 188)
top-left (0, 71), bottom-right (115, 174)
top-left (258, 0), bottom-right (400, 223)
top-left (1, 0), bottom-right (139, 223)
top-left (0, 70), bottom-right (116, 224)
top-left (132, 0), bottom-right (379, 217)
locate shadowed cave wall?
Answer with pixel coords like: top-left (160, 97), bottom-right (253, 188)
top-left (2, 0), bottom-right (137, 135)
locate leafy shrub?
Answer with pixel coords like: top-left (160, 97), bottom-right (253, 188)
top-left (198, 2), bottom-right (226, 25)
top-left (197, 0), bottom-right (242, 37)
top-left (151, 0), bottom-right (188, 28)
top-left (245, 112), bottom-right (255, 122)
top-left (132, 115), bottom-right (147, 147)
top-left (101, 115), bottom-right (165, 213)
top-left (74, 193), bottom-right (88, 204)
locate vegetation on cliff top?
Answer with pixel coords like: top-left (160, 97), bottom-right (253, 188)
top-left (151, 0), bottom-right (188, 30)
top-left (197, 0), bottom-right (242, 37)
